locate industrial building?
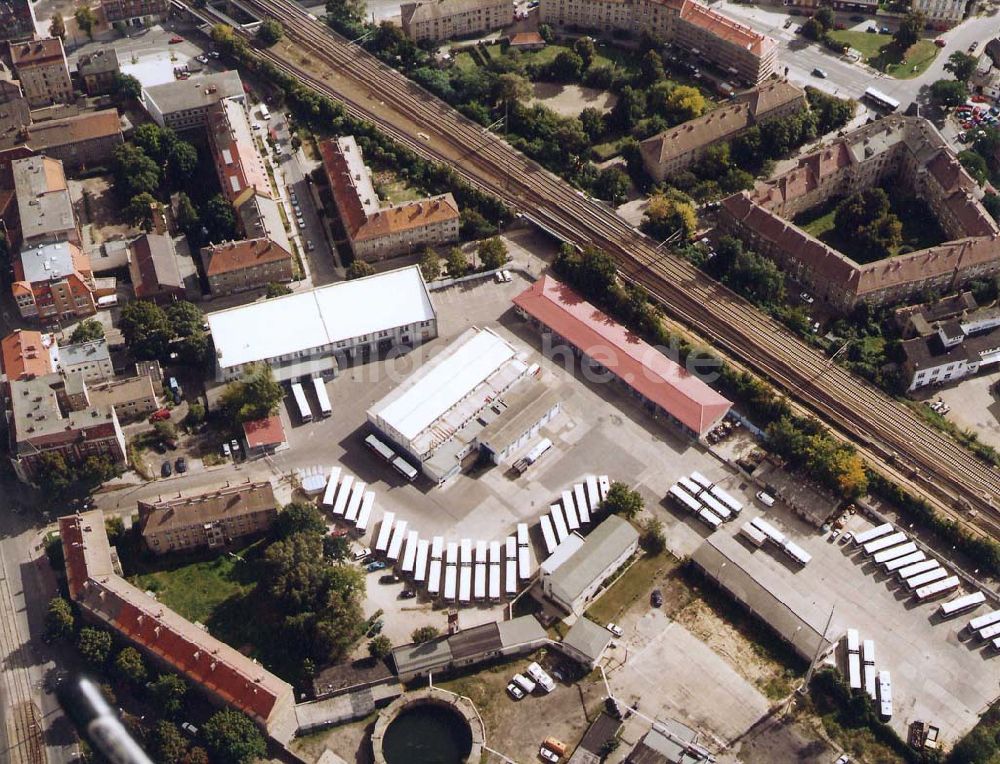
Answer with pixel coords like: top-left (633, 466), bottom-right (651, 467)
top-left (206, 265), bottom-right (437, 382)
top-left (555, 617), bottom-right (613, 669)
top-left (367, 327), bottom-right (560, 482)
top-left (140, 71), bottom-right (245, 131)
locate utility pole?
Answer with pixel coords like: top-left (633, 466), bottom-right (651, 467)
top-left (800, 603), bottom-right (835, 695)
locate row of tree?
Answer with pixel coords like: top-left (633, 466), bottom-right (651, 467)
top-left (119, 299), bottom-right (210, 367)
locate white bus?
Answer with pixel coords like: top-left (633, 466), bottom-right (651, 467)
top-left (915, 576), bottom-right (960, 602)
top-left (345, 480), bottom-right (366, 522)
top-left (259, 103), bottom-right (270, 120)
top-left (969, 609), bottom-right (1000, 632)
top-left (374, 512), bottom-right (395, 553)
top-left (562, 490), bottom-right (580, 531)
top-left (550, 504), bottom-right (569, 542)
top-left (414, 539), bottom-right (430, 582)
top-left (697, 508), bottom-right (722, 529)
top-left (401, 531), bottom-right (419, 572)
top-left (677, 477), bottom-right (702, 497)
top-left (518, 542), bottom-right (531, 580)
top-left (897, 559), bottom-right (939, 580)
top-left (517, 523), bottom-right (529, 548)
top-left (863, 532), bottom-right (908, 556)
top-left (387, 520), bottom-right (409, 562)
top-left (392, 456), bottom-right (419, 482)
top-left (863, 662), bottom-right (877, 700)
top-left (668, 485), bottom-right (701, 514)
top-left (883, 550), bottom-right (925, 572)
top-left (905, 567), bottom-right (947, 591)
top-left (586, 475), bottom-right (600, 512)
top-left (428, 537), bottom-right (444, 595)
top-left (444, 542), bottom-right (458, 601)
top-left (872, 541), bottom-right (918, 565)
top-left (708, 485), bottom-right (743, 515)
top-left (690, 471), bottom-right (713, 491)
top-left (355, 492), bottom-right (375, 533)
top-left (365, 433), bottom-right (395, 461)
top-left (505, 537), bottom-right (518, 596)
top-left (877, 671), bottom-right (893, 720)
top-left (751, 517), bottom-right (785, 546)
top-left (474, 541), bottom-right (488, 600)
top-left (739, 522), bottom-right (767, 547)
top-left (864, 87), bottom-right (900, 113)
top-left (598, 475), bottom-right (610, 501)
top-left (863, 639), bottom-right (875, 665)
top-left (575, 484), bottom-right (590, 524)
top-left (853, 523), bottom-right (894, 547)
top-left (845, 628), bottom-right (860, 654)
top-left (459, 539), bottom-right (473, 604)
top-left (540, 515), bottom-right (557, 555)
top-left (489, 541), bottom-right (502, 602)
top-left (980, 621), bottom-right (1000, 641)
top-left (847, 652), bottom-right (862, 691)
top-left (432, 536), bottom-right (444, 561)
top-left (312, 377), bottom-right (332, 417)
top-left (291, 382), bottom-right (312, 423)
top-left (939, 591), bottom-right (985, 618)
top-left (699, 492), bottom-right (732, 522)
top-left (783, 540), bottom-right (812, 566)
top-left (333, 475), bottom-right (354, 516)
top-left (321, 467), bottom-right (341, 507)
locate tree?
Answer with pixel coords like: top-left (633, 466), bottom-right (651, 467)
top-left (120, 300), bottom-right (174, 360)
top-left (202, 710), bottom-right (266, 764)
top-left (256, 19), bottom-right (284, 46)
top-left (220, 363), bottom-right (283, 425)
top-left (149, 674), bottom-right (188, 718)
top-left (346, 260), bottom-right (375, 279)
top-left (411, 625), bottom-right (440, 643)
top-left (814, 6), bottom-right (834, 28)
top-left (547, 50), bottom-right (584, 82)
top-left (34, 452), bottom-right (74, 495)
top-left (176, 192), bottom-right (200, 238)
top-left (45, 597), bottom-right (75, 642)
top-left (368, 635), bottom-right (393, 659)
top-left (74, 5), bottom-right (97, 39)
top-left (608, 86), bottom-right (646, 133)
top-left (477, 237), bottom-right (508, 270)
top-left (323, 535), bottom-right (349, 560)
top-left (265, 281), bottom-right (293, 298)
top-left (639, 49), bottom-right (666, 86)
top-left (643, 194), bottom-right (697, 241)
top-left (69, 319), bottom-right (105, 344)
top-left (201, 194), bottom-right (237, 244)
top-left (893, 11), bottom-right (924, 50)
top-left (113, 73), bottom-right (142, 100)
top-left (446, 246), bottom-right (468, 277)
top-left (113, 647), bottom-right (147, 686)
top-left (50, 12), bottom-right (66, 39)
top-left (724, 247), bottom-right (786, 304)
top-left (166, 141), bottom-right (199, 187)
top-left (799, 16), bottom-right (825, 42)
top-left (459, 208), bottom-right (496, 239)
top-left (930, 78), bottom-right (968, 107)
top-left (593, 166), bottom-right (630, 205)
top-left (152, 721), bottom-right (189, 764)
top-left (134, 123), bottom-right (169, 160)
top-left (537, 23), bottom-right (553, 42)
top-left (579, 107), bottom-right (605, 143)
top-left (419, 247), bottom-right (441, 281)
top-left (77, 627), bottom-right (113, 668)
top-left (662, 85), bottom-right (705, 124)
top-left (944, 51), bottom-right (978, 82)
top-left (274, 501), bottom-right (327, 540)
top-left (600, 482), bottom-right (643, 519)
top-left (573, 36), bottom-right (595, 68)
top-left (983, 192), bottom-right (1000, 223)
top-left (153, 420), bottom-right (178, 443)
top-left (112, 144), bottom-right (160, 199)
top-left (184, 401), bottom-right (206, 427)
top-left (493, 72), bottom-right (531, 107)
top-left (211, 23), bottom-right (246, 56)
top-left (959, 150), bottom-right (989, 185)
top-left (185, 748), bottom-right (211, 764)
top-left (125, 192), bottom-right (159, 232)
top-left (639, 518), bottom-right (666, 555)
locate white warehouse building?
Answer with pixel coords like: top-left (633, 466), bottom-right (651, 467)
top-left (206, 266), bottom-right (437, 382)
top-left (367, 326), bottom-right (560, 483)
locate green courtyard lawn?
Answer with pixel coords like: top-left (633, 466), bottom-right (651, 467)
top-left (829, 32), bottom-right (939, 79)
top-left (585, 553), bottom-right (679, 625)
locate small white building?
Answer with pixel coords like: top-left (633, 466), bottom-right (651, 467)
top-left (54, 339), bottom-right (114, 384)
top-left (206, 265), bottom-right (437, 382)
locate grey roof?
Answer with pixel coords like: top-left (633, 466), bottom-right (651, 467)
top-left (545, 515), bottom-right (639, 607)
top-left (13, 156), bottom-right (75, 242)
top-left (9, 372), bottom-right (117, 454)
top-left (236, 192), bottom-right (291, 254)
top-left (391, 637), bottom-right (453, 676)
top-left (58, 338), bottom-right (110, 368)
top-left (131, 233), bottom-right (182, 289)
top-left (578, 712), bottom-right (622, 755)
top-left (20, 241), bottom-right (77, 282)
top-left (448, 622), bottom-right (501, 661)
top-left (311, 657), bottom-right (394, 699)
top-left (476, 383), bottom-right (561, 452)
top-left (626, 726), bottom-right (701, 764)
top-left (143, 71), bottom-right (243, 115)
top-left (497, 615), bottom-right (547, 648)
top-left (77, 48), bottom-right (119, 76)
top-left (561, 618), bottom-right (611, 665)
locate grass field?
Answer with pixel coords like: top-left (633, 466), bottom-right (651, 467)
top-left (585, 553), bottom-right (678, 625)
top-left (828, 32), bottom-right (938, 79)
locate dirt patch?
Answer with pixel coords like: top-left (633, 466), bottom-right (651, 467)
top-left (70, 175), bottom-right (134, 245)
top-left (528, 82), bottom-right (618, 118)
top-left (291, 711), bottom-right (377, 763)
top-left (736, 715), bottom-right (835, 764)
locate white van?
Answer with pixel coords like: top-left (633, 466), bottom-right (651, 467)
top-left (526, 662), bottom-right (555, 693)
top-left (756, 491), bottom-right (775, 507)
top-left (512, 673), bottom-right (536, 694)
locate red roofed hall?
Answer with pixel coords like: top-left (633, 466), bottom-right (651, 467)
top-left (513, 275), bottom-right (731, 437)
top-left (243, 414), bottom-right (288, 457)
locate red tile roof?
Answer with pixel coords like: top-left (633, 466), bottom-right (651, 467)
top-left (678, 0), bottom-right (775, 57)
top-left (9, 38), bottom-right (65, 68)
top-left (1, 329), bottom-right (53, 381)
top-left (243, 415), bottom-right (286, 448)
top-left (202, 237), bottom-right (292, 276)
top-left (513, 275), bottom-right (731, 436)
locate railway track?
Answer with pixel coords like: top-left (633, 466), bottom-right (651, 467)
top-left (191, 1), bottom-right (1000, 541)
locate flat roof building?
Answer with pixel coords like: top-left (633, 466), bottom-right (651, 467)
top-left (54, 338), bottom-right (113, 383)
top-left (207, 265), bottom-right (437, 382)
top-left (514, 275), bottom-right (731, 438)
top-left (141, 71), bottom-right (245, 131)
top-left (13, 240), bottom-right (97, 321)
top-left (12, 154), bottom-right (79, 249)
top-left (540, 514), bottom-right (639, 615)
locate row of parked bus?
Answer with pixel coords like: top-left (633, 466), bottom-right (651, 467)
top-left (968, 608), bottom-right (1000, 650)
top-left (667, 471), bottom-right (743, 530)
top-left (321, 466), bottom-right (375, 533)
top-left (365, 433), bottom-right (419, 482)
top-left (539, 475), bottom-right (611, 556)
top-left (739, 515), bottom-right (812, 567)
top-left (844, 629), bottom-right (891, 719)
top-left (290, 378), bottom-right (332, 423)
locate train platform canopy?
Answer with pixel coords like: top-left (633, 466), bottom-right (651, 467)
top-left (512, 276), bottom-right (731, 437)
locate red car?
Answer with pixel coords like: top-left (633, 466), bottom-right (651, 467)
top-left (149, 408), bottom-right (171, 422)
top-left (934, 38), bottom-right (946, 47)
top-left (169, 35), bottom-right (184, 44)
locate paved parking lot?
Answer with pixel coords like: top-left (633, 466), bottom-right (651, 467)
top-left (934, 371), bottom-right (1000, 450)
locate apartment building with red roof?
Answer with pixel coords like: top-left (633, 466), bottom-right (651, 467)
top-left (513, 275), bottom-right (731, 437)
top-left (60, 510), bottom-right (298, 742)
top-left (8, 38), bottom-right (73, 108)
top-left (12, 240), bottom-right (98, 321)
top-left (200, 237), bottom-right (294, 296)
top-left (320, 136), bottom-right (460, 262)
top-left (0, 329), bottom-right (54, 386)
top-left (207, 97), bottom-right (271, 206)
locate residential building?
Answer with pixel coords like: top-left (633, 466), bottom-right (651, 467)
top-left (894, 291), bottom-right (978, 338)
top-left (243, 415), bottom-right (288, 458)
top-left (8, 38), bottom-right (73, 108)
top-left (0, 0), bottom-right (35, 42)
top-left (59, 511), bottom-right (298, 742)
top-left (128, 233), bottom-right (187, 303)
top-left (554, 617), bottom-right (613, 668)
top-left (508, 31), bottom-right (546, 50)
top-left (206, 265), bottom-right (438, 382)
top-left (17, 109), bottom-right (124, 169)
top-left (400, 0), bottom-right (513, 42)
top-left (913, 0), bottom-right (968, 29)
top-left (390, 615), bottom-right (548, 682)
top-left (368, 326), bottom-right (560, 482)
top-left (138, 482), bottom-right (279, 554)
top-left (0, 90), bottom-right (31, 152)
top-left (76, 49), bottom-right (120, 95)
top-left (201, 238), bottom-right (294, 296)
top-left (140, 71), bottom-right (245, 131)
top-left (513, 275), bottom-right (732, 438)
top-left (11, 155), bottom-right (79, 249)
top-left (719, 116), bottom-right (1000, 312)
top-left (320, 136), bottom-right (460, 262)
top-left (538, 0), bottom-right (778, 85)
top-left (539, 515), bottom-right (639, 615)
top-left (100, 0), bottom-right (169, 24)
top-left (639, 80), bottom-right (806, 181)
top-left (54, 338), bottom-right (113, 383)
top-left (234, 190), bottom-right (291, 256)
top-left (0, 329), bottom-right (55, 396)
top-left (6, 372), bottom-right (126, 482)
top-left (900, 303), bottom-right (1000, 390)
top-left (12, 241), bottom-right (97, 321)
top-left (207, 97), bottom-right (271, 205)
top-left (88, 374), bottom-right (159, 420)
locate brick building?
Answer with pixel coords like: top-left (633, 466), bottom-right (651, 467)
top-left (207, 97), bottom-right (271, 205)
top-left (13, 241), bottom-right (97, 320)
top-left (99, 0), bottom-right (169, 24)
top-left (76, 49), bottom-right (121, 95)
top-left (401, 0), bottom-right (513, 41)
top-left (0, 0), bottom-right (35, 42)
top-left (0, 329), bottom-right (55, 395)
top-left (128, 233), bottom-right (188, 303)
top-left (18, 109), bottom-right (124, 170)
top-left (201, 238), bottom-right (294, 296)
top-left (8, 38), bottom-right (73, 108)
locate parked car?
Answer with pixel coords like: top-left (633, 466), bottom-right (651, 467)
top-left (506, 682), bottom-right (525, 700)
top-left (209, 51), bottom-right (221, 59)
top-left (812, 68), bottom-right (828, 79)
top-left (169, 35), bottom-right (184, 43)
top-left (230, 439), bottom-right (241, 454)
top-left (366, 560), bottom-right (388, 572)
top-left (606, 622), bottom-right (624, 638)
top-left (756, 491), bottom-right (775, 507)
top-left (149, 408), bottom-right (171, 423)
top-left (306, 240), bottom-right (316, 251)
top-left (969, 41), bottom-right (979, 52)
top-left (352, 546), bottom-right (372, 561)
top-left (799, 291), bottom-right (814, 304)
top-left (175, 457), bottom-right (187, 474)
top-left (379, 574), bottom-right (401, 584)
top-left (651, 589), bottom-right (663, 607)
top-left (161, 461), bottom-right (173, 477)
top-left (879, 26), bottom-right (890, 34)
top-left (400, 589), bottom-right (417, 599)
top-left (180, 722), bottom-right (198, 737)
top-left (934, 38), bottom-right (946, 47)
